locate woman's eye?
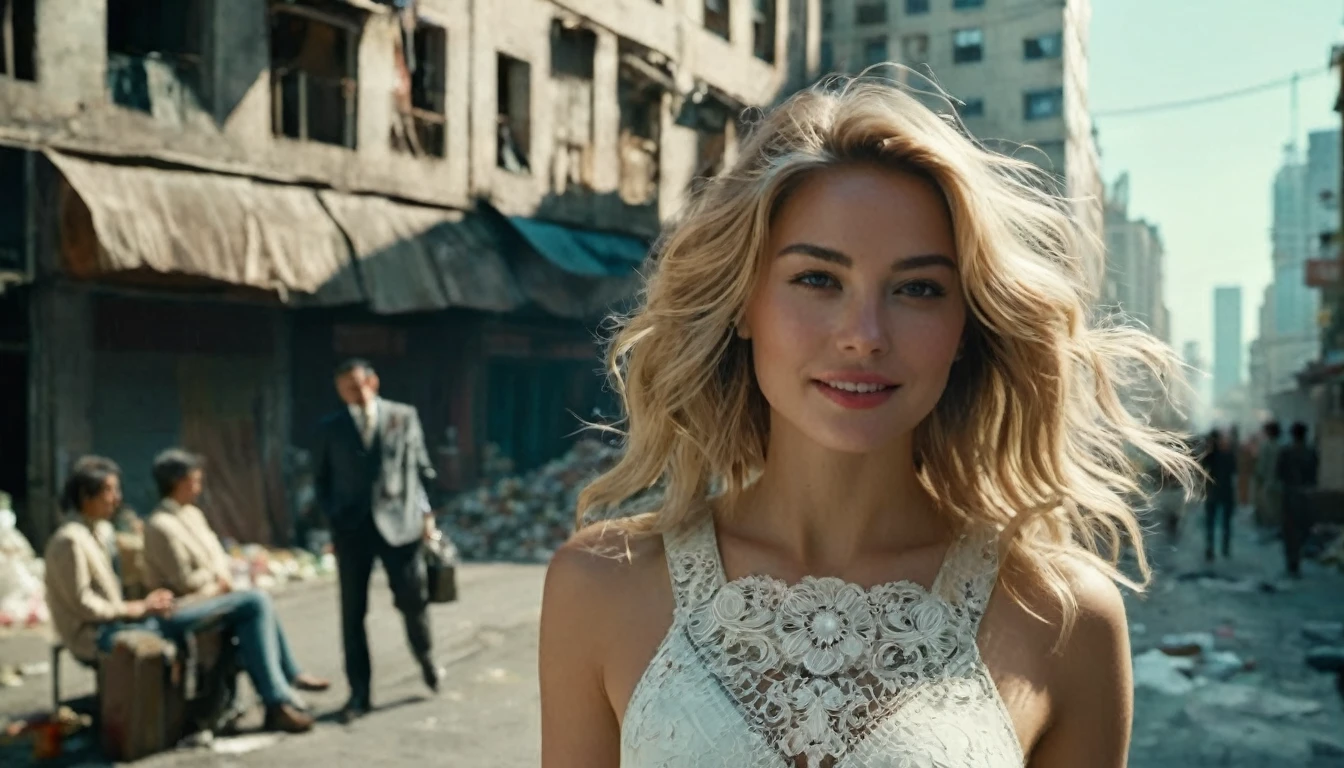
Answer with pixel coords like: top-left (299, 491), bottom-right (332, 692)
top-left (791, 271), bottom-right (838, 290)
top-left (898, 280), bottom-right (946, 298)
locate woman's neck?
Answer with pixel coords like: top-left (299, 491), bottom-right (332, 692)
top-left (726, 425), bottom-right (947, 571)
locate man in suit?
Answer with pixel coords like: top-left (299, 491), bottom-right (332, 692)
top-left (315, 359), bottom-right (443, 723)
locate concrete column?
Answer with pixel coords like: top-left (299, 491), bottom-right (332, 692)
top-left (591, 29), bottom-right (620, 193)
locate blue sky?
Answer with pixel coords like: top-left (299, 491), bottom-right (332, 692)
top-left (1090, 0), bottom-right (1340, 366)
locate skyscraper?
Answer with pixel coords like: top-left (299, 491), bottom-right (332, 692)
top-left (1212, 287), bottom-right (1243, 405)
top-left (819, 0), bottom-right (1103, 285)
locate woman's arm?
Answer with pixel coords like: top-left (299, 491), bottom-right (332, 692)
top-left (539, 542), bottom-right (622, 768)
top-left (1029, 566), bottom-right (1133, 768)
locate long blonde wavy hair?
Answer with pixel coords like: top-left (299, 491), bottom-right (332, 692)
top-left (577, 73), bottom-right (1200, 627)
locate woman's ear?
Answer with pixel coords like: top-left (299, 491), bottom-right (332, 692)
top-left (735, 321), bottom-right (751, 340)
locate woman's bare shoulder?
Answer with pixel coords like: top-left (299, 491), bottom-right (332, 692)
top-left (543, 515), bottom-right (670, 626)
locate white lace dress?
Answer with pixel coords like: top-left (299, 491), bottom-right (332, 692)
top-left (620, 515), bottom-right (1025, 767)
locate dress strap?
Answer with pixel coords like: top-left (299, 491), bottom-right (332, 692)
top-left (662, 514), bottom-right (725, 616)
top-left (931, 526), bottom-right (1002, 627)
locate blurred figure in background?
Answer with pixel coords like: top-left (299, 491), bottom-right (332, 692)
top-left (142, 448), bottom-right (328, 732)
top-left (1200, 428), bottom-right (1238, 562)
top-left (1276, 422), bottom-right (1320, 579)
top-left (1254, 421), bottom-right (1284, 533)
top-left (1235, 429), bottom-right (1255, 510)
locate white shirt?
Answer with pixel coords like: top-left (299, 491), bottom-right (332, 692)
top-left (348, 398), bottom-right (380, 448)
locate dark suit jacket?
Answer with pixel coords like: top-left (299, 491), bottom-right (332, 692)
top-left (315, 398), bottom-right (436, 547)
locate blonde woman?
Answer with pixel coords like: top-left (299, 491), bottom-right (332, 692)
top-left (539, 75), bottom-right (1196, 768)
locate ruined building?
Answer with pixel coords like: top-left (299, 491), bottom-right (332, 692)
top-left (0, 0), bottom-right (801, 546)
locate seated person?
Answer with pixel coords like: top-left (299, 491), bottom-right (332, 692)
top-left (45, 455), bottom-right (317, 733)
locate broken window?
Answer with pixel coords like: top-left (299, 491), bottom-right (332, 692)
top-left (752, 0), bottom-right (776, 63)
top-left (497, 53), bottom-right (532, 173)
top-left (106, 0), bottom-right (206, 113)
top-left (688, 99), bottom-right (730, 196)
top-left (270, 2), bottom-right (361, 148)
top-left (391, 22), bottom-right (447, 157)
top-left (0, 0), bottom-right (36, 81)
top-left (618, 48), bottom-right (666, 207)
top-left (0, 148), bottom-right (25, 271)
top-left (549, 21), bottom-right (596, 193)
top-left (704, 0), bottom-right (730, 40)
top-left (952, 28), bottom-right (983, 64)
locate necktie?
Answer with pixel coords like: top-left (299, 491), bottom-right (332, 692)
top-left (360, 406), bottom-right (376, 448)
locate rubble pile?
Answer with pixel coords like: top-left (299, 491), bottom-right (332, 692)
top-left (1313, 524), bottom-right (1344, 573)
top-left (0, 495), bottom-right (47, 630)
top-left (438, 440), bottom-right (630, 562)
top-left (1133, 630), bottom-right (1256, 695)
top-left (224, 544), bottom-right (337, 592)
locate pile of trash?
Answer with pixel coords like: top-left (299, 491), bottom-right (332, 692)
top-left (1133, 630), bottom-right (1255, 696)
top-left (1313, 524), bottom-right (1344, 574)
top-left (0, 494), bottom-right (48, 631)
top-left (438, 439), bottom-right (628, 562)
top-left (222, 544), bottom-right (337, 591)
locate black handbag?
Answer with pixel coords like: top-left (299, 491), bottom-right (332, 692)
top-left (423, 532), bottom-right (460, 604)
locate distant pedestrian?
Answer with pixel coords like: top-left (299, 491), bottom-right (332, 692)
top-left (1276, 422), bottom-right (1319, 578)
top-left (1235, 431), bottom-right (1255, 508)
top-left (1254, 421), bottom-right (1284, 530)
top-left (314, 359), bottom-right (444, 724)
top-left (1199, 429), bottom-right (1237, 561)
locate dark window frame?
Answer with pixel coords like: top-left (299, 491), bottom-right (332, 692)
top-left (1023, 87), bottom-right (1064, 120)
top-left (269, 4), bottom-right (362, 149)
top-left (856, 2), bottom-right (888, 25)
top-left (953, 0), bottom-right (985, 9)
top-left (952, 27), bottom-right (983, 64)
top-left (863, 36), bottom-right (888, 67)
top-left (0, 0), bottom-right (36, 81)
top-left (1024, 31), bottom-right (1063, 60)
top-left (391, 21), bottom-right (448, 158)
top-left (752, 0), bottom-right (777, 63)
top-left (704, 0), bottom-right (731, 40)
top-left (959, 98), bottom-right (984, 118)
top-left (905, 0), bottom-right (930, 15)
top-left (496, 52), bottom-right (533, 173)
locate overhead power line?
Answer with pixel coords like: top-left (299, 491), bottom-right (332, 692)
top-left (1093, 67), bottom-right (1330, 118)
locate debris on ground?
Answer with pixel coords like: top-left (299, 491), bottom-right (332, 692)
top-left (222, 545), bottom-right (337, 592)
top-left (437, 440), bottom-right (638, 562)
top-left (1305, 647), bottom-right (1344, 673)
top-left (0, 498), bottom-right (47, 630)
top-left (1187, 683), bottom-right (1325, 720)
top-left (1159, 631), bottom-right (1216, 657)
top-left (0, 706), bottom-right (93, 759)
top-left (1134, 649), bottom-right (1197, 695)
top-left (1302, 621), bottom-right (1344, 645)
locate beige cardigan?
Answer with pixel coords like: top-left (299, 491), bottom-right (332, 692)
top-left (143, 499), bottom-right (233, 602)
top-left (43, 519), bottom-right (127, 661)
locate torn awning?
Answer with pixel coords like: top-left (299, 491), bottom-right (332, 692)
top-left (506, 217), bottom-right (650, 278)
top-left (319, 191), bottom-right (524, 315)
top-left (47, 150), bottom-right (360, 303)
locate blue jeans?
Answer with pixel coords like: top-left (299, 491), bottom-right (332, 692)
top-left (97, 590), bottom-right (302, 707)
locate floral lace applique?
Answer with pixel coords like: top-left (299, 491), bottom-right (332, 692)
top-left (621, 515), bottom-right (1022, 768)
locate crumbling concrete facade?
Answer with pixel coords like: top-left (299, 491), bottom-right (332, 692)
top-left (0, 0), bottom-right (798, 233)
top-left (0, 0), bottom-right (806, 546)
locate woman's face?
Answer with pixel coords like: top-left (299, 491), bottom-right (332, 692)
top-left (86, 474), bottom-right (123, 520)
top-left (742, 164), bottom-right (966, 455)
